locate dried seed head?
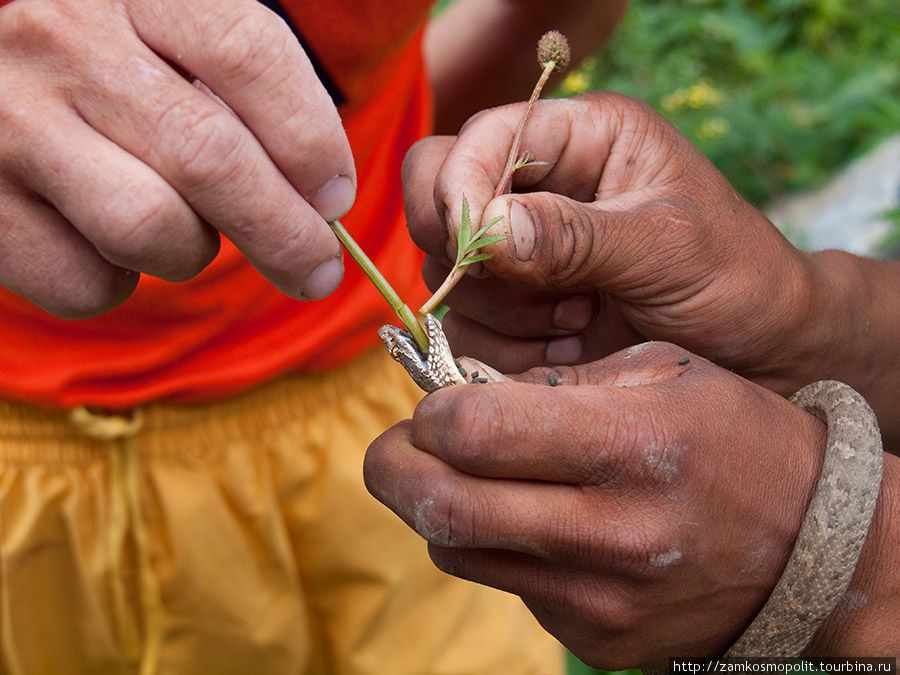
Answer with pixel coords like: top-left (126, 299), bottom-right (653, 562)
top-left (537, 30), bottom-right (571, 72)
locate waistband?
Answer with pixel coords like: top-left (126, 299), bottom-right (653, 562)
top-left (0, 345), bottom-right (403, 467)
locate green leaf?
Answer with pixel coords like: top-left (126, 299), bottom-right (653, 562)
top-left (457, 197), bottom-right (472, 263)
top-left (459, 252), bottom-right (494, 266)
top-left (465, 234), bottom-right (506, 253)
top-left (468, 216), bottom-right (504, 245)
top-left (514, 152), bottom-right (535, 169)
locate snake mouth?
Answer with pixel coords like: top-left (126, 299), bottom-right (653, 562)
top-left (379, 325), bottom-right (420, 351)
top-left (378, 324), bottom-right (429, 367)
top-left (379, 314), bottom-right (473, 391)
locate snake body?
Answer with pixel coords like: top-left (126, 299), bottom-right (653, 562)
top-left (724, 380), bottom-right (883, 656)
top-left (378, 321), bottom-right (884, 657)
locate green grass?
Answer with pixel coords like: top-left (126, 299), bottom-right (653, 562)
top-left (567, 652), bottom-right (641, 675)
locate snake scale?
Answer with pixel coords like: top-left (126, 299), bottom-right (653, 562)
top-left (379, 318), bottom-right (884, 659)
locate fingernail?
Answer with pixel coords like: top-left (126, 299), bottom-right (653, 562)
top-left (301, 256), bottom-right (344, 300)
top-left (545, 335), bottom-right (582, 365)
top-left (552, 295), bottom-right (594, 331)
top-left (509, 200), bottom-right (536, 262)
top-left (309, 174), bottom-right (356, 222)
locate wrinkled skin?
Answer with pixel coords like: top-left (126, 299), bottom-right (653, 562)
top-left (365, 342), bottom-right (826, 669)
top-left (0, 0), bottom-right (355, 317)
top-left (401, 92), bottom-right (816, 395)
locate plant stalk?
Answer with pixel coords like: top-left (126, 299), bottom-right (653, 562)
top-left (419, 268), bottom-right (464, 316)
top-left (494, 60), bottom-right (556, 198)
top-left (328, 220), bottom-right (430, 352)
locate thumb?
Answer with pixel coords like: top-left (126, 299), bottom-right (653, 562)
top-left (481, 183), bottom-right (726, 304)
top-left (481, 190), bottom-right (672, 292)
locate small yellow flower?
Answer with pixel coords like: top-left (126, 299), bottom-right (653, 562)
top-left (662, 79), bottom-right (725, 112)
top-left (561, 71), bottom-right (590, 95)
top-left (696, 117), bottom-right (730, 140)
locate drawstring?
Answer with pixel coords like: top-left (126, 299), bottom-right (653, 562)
top-left (69, 406), bottom-right (161, 675)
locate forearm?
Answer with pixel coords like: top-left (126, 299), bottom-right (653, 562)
top-left (424, 0), bottom-right (627, 134)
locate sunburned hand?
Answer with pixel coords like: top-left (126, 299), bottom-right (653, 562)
top-left (0, 0), bottom-right (354, 317)
top-left (364, 342), bottom-right (828, 669)
top-left (402, 91), bottom-right (817, 396)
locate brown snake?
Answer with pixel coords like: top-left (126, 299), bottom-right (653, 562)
top-left (378, 320), bottom-right (884, 658)
top-left (723, 380), bottom-right (883, 657)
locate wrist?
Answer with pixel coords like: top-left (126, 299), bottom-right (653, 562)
top-left (739, 248), bottom-right (900, 448)
top-left (798, 252), bottom-right (900, 447)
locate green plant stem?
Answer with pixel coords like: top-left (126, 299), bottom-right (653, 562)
top-left (420, 268), bottom-right (464, 316)
top-left (328, 220), bottom-right (430, 352)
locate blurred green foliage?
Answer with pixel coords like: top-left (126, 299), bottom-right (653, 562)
top-left (567, 651), bottom-right (640, 675)
top-left (562, 0), bottom-right (900, 207)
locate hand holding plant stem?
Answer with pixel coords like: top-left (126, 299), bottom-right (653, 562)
top-left (417, 197), bottom-right (505, 315)
top-left (329, 31), bottom-right (570, 353)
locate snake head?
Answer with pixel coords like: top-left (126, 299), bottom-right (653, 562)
top-left (377, 324), bottom-right (437, 392)
top-left (378, 314), bottom-right (468, 392)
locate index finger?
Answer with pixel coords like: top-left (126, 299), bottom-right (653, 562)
top-left (412, 343), bottom-right (700, 485)
top-left (131, 0), bottom-right (356, 215)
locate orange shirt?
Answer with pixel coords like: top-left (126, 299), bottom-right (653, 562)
top-left (0, 0), bottom-right (434, 408)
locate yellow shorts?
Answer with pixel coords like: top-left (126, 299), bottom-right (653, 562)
top-left (0, 347), bottom-right (562, 675)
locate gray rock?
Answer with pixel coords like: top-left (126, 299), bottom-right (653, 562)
top-left (766, 134), bottom-right (900, 256)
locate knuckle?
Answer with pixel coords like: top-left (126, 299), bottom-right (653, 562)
top-left (209, 8), bottom-right (291, 85)
top-left (457, 104), bottom-right (511, 138)
top-left (0, 0), bottom-right (71, 53)
top-left (156, 100), bottom-right (245, 191)
top-left (539, 200), bottom-right (599, 287)
top-left (412, 474), bottom-right (474, 548)
top-left (231, 212), bottom-right (326, 287)
top-left (438, 388), bottom-right (507, 463)
top-left (92, 196), bottom-right (170, 265)
top-left (89, 185), bottom-right (212, 280)
top-left (626, 409), bottom-right (689, 492)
